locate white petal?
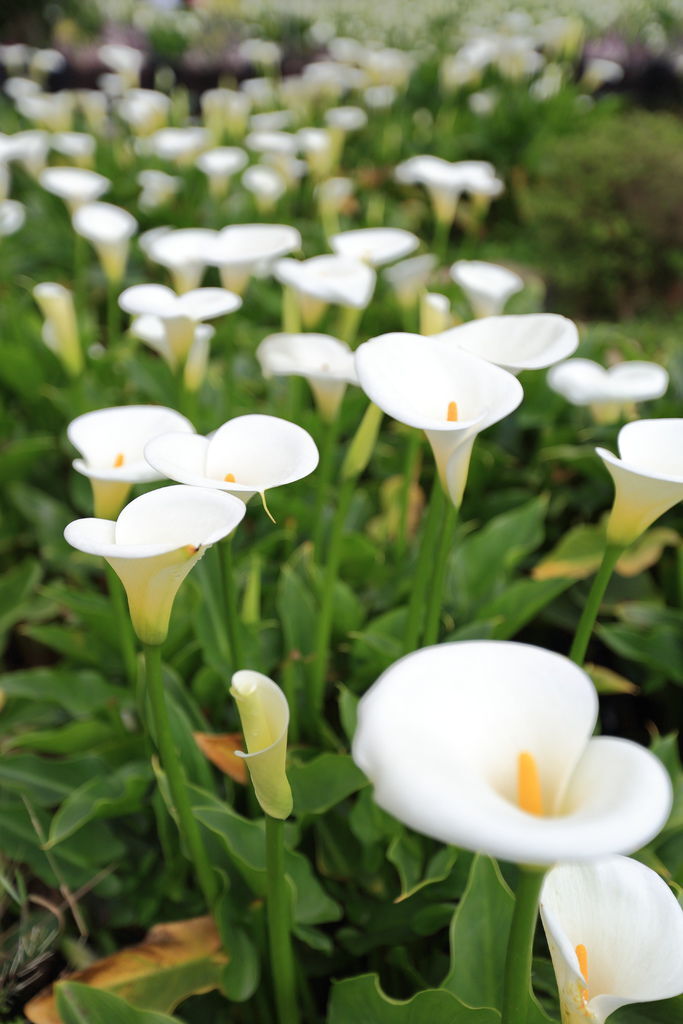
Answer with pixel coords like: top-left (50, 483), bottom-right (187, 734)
top-left (231, 669), bottom-right (292, 819)
top-left (40, 165), bottom-right (109, 203)
top-left (330, 227), bottom-right (419, 267)
top-left (256, 332), bottom-right (357, 384)
top-left (176, 287), bottom-right (241, 322)
top-left (210, 222), bottom-right (301, 269)
top-left (114, 484), bottom-right (245, 552)
top-left (274, 255), bottom-right (376, 308)
top-left (450, 260), bottom-right (524, 317)
top-left (72, 201), bottom-right (137, 244)
top-left (67, 405), bottom-right (194, 482)
top-left (439, 314), bottom-right (579, 372)
top-left (204, 415), bottom-right (319, 490)
top-left (541, 856), bottom-right (683, 1021)
top-left (143, 433), bottom-right (214, 488)
top-left (617, 419), bottom-right (683, 481)
top-left (119, 283), bottom-right (177, 318)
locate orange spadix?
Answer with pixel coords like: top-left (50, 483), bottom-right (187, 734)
top-left (517, 751), bottom-right (543, 816)
top-left (447, 400), bottom-right (458, 422)
top-left (113, 452), bottom-right (125, 467)
top-left (224, 472), bottom-right (236, 482)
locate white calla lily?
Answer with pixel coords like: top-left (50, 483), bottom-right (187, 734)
top-left (146, 126), bottom-right (208, 165)
top-left (51, 131), bottom-right (96, 167)
top-left (144, 414), bottom-right (319, 505)
top-left (200, 87), bottom-right (251, 141)
top-left (137, 169), bottom-right (180, 211)
top-left (352, 641), bottom-right (672, 865)
top-left (355, 332), bottom-right (522, 506)
top-left (144, 227), bottom-right (218, 293)
top-left (209, 223), bottom-right (301, 295)
top-left (596, 419), bottom-right (683, 547)
top-left (256, 332), bottom-right (358, 421)
top-left (330, 227), bottom-right (419, 267)
top-left (130, 314), bottom-right (214, 375)
top-left (242, 164), bottom-right (287, 212)
top-left (274, 255), bottom-right (376, 326)
top-left (384, 253), bottom-right (437, 308)
top-left (40, 165), bottom-right (109, 212)
top-left (196, 146), bottom-right (248, 197)
top-left (436, 314), bottom-right (579, 374)
top-left (420, 292), bottom-right (452, 334)
top-left (98, 44), bottom-right (144, 88)
top-left (231, 670), bottom-right (292, 819)
top-left (396, 155), bottom-right (503, 226)
top-left (119, 284), bottom-right (240, 366)
top-left (67, 405), bottom-right (194, 519)
top-left (547, 358), bottom-right (668, 423)
top-left (0, 199), bottom-right (25, 236)
top-left (450, 259), bottom-right (524, 317)
top-left (117, 88), bottom-right (170, 136)
top-left (33, 281), bottom-right (81, 375)
top-left (64, 485), bottom-right (246, 646)
top-left (540, 856), bottom-right (683, 1023)
top-left (4, 129), bottom-right (50, 176)
top-left (72, 201), bottom-right (137, 283)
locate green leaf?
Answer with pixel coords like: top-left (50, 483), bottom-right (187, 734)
top-left (0, 559), bottom-right (42, 643)
top-left (7, 720), bottom-right (116, 754)
top-left (0, 668), bottom-right (121, 716)
top-left (477, 578), bottom-right (572, 640)
top-left (0, 753), bottom-right (107, 806)
top-left (599, 620), bottom-right (683, 685)
top-left (289, 753), bottom-right (367, 815)
top-left (54, 983), bottom-right (182, 1024)
top-left (0, 436), bottom-right (55, 485)
top-left (613, 996), bottom-right (683, 1023)
top-left (532, 521), bottom-right (605, 581)
top-left (387, 830), bottom-right (458, 902)
top-left (48, 763), bottom-right (152, 846)
top-left (328, 974), bottom-right (500, 1023)
top-left (443, 856), bottom-right (513, 1010)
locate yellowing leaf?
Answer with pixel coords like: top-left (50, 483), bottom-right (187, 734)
top-left (615, 528), bottom-right (679, 577)
top-left (24, 916), bottom-right (228, 1024)
top-left (533, 521), bottom-right (680, 582)
top-left (585, 663), bottom-right (639, 695)
top-left (193, 732), bottom-right (248, 785)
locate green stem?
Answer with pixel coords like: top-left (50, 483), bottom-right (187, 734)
top-left (422, 502), bottom-right (459, 646)
top-left (221, 536), bottom-right (245, 670)
top-left (310, 476), bottom-right (355, 723)
top-left (104, 563), bottom-right (137, 691)
top-left (569, 544), bottom-right (623, 664)
top-left (501, 867), bottom-right (545, 1024)
top-left (143, 644), bottom-right (218, 909)
top-left (73, 233), bottom-right (86, 321)
top-left (106, 280), bottom-right (119, 346)
top-left (265, 816), bottom-right (299, 1024)
top-left (313, 414), bottom-right (342, 558)
top-left (396, 430), bottom-right (422, 559)
top-left (337, 304), bottom-right (363, 347)
top-left (403, 477), bottom-right (446, 655)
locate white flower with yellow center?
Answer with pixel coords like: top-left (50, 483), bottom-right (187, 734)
top-left (547, 358), bottom-right (668, 424)
top-left (330, 227), bottom-right (419, 267)
top-left (67, 405), bottom-right (194, 519)
top-left (541, 856), bottom-right (683, 1023)
top-left (144, 414), bottom-right (319, 505)
top-left (436, 314), bottom-right (579, 374)
top-left (143, 227), bottom-right (218, 293)
top-left (274, 254), bottom-right (376, 327)
top-left (352, 641), bottom-right (672, 865)
top-left (64, 485), bottom-right (246, 646)
top-left (209, 223), bottom-right (300, 295)
top-left (195, 146), bottom-right (248, 198)
top-left (355, 332), bottom-right (522, 507)
top-left (256, 332), bottom-right (357, 421)
top-left (40, 165), bottom-right (109, 212)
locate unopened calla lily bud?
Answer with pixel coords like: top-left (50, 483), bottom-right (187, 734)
top-left (231, 670), bottom-right (292, 819)
top-left (33, 281), bottom-right (82, 375)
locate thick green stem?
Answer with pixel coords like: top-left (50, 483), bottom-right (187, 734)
top-left (396, 430), bottom-right (422, 559)
top-left (265, 816), bottom-right (299, 1024)
top-left (221, 537), bottom-right (244, 670)
top-left (310, 476), bottom-right (355, 722)
top-left (106, 280), bottom-right (119, 346)
top-left (402, 477), bottom-right (446, 655)
top-left (104, 563), bottom-right (137, 690)
top-left (422, 502), bottom-right (459, 646)
top-left (143, 645), bottom-right (218, 910)
top-left (313, 414), bottom-right (342, 558)
top-left (501, 867), bottom-right (545, 1024)
top-left (569, 544), bottom-right (623, 664)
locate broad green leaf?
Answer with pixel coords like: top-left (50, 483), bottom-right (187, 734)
top-left (54, 984), bottom-right (181, 1024)
top-left (289, 753), bottom-right (367, 815)
top-left (532, 522), bottom-right (604, 581)
top-left (477, 578), bottom-right (572, 640)
top-left (328, 974), bottom-right (500, 1023)
top-left (7, 720), bottom-right (115, 754)
top-left (0, 558), bottom-right (42, 643)
top-left (443, 856), bottom-right (513, 1010)
top-left (48, 763), bottom-right (152, 846)
top-left (0, 753), bottom-right (107, 806)
top-left (387, 830), bottom-right (458, 902)
top-left (613, 996), bottom-right (683, 1023)
top-left (0, 436), bottom-right (55, 485)
top-left (599, 621), bottom-right (683, 685)
top-left (0, 669), bottom-right (121, 716)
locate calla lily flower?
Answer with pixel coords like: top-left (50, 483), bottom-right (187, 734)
top-left (384, 253), bottom-right (437, 308)
top-left (51, 131), bottom-right (96, 167)
top-left (64, 485), bottom-right (246, 646)
top-left (230, 670), bottom-right (293, 820)
top-left (72, 201), bottom-right (137, 284)
top-left (274, 255), bottom-right (376, 326)
top-left (596, 419), bottom-right (683, 547)
top-left (324, 105), bottom-right (368, 132)
top-left (330, 227), bottom-right (419, 267)
top-left (209, 223), bottom-right (301, 295)
top-left (146, 126), bottom-right (209, 166)
top-left (67, 405), bottom-right (194, 519)
top-left (547, 358), bottom-right (668, 424)
top-left (144, 414), bottom-right (319, 505)
top-left (119, 284), bottom-right (241, 366)
top-left (98, 44), bottom-right (144, 89)
top-left (16, 90), bottom-right (74, 132)
top-left (435, 314), bottom-right (579, 374)
top-left (117, 89), bottom-right (170, 137)
top-left (352, 641), bottom-right (672, 865)
top-left (355, 332), bottom-right (523, 506)
top-left (137, 169), bottom-right (180, 211)
top-left (395, 155), bottom-right (503, 226)
top-left (0, 199), bottom-right (25, 236)
top-left (143, 228), bottom-right (218, 293)
top-left (256, 332), bottom-right (358, 421)
top-left (4, 129), bottom-right (50, 176)
top-left (449, 259), bottom-right (524, 317)
top-left (242, 164), bottom-right (287, 212)
top-left (196, 146), bottom-right (248, 197)
top-left (40, 165), bottom-right (109, 212)
top-left (33, 281), bottom-right (82, 375)
top-left (297, 127), bottom-right (336, 179)
top-left (130, 314), bottom-right (214, 377)
top-left (540, 856), bottom-right (683, 1023)
top-left (200, 87), bottom-right (251, 141)
top-left (420, 292), bottom-right (452, 334)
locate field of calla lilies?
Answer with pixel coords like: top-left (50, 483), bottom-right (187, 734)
top-left (1, 3), bottom-right (683, 1024)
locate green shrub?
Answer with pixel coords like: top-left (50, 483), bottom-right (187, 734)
top-left (526, 110), bottom-right (683, 318)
